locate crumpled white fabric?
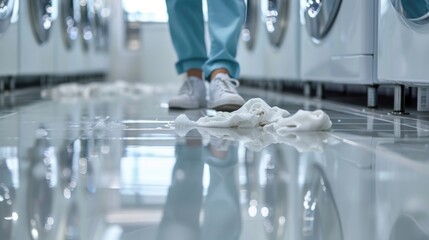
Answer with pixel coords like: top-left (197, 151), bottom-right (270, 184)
top-left (175, 98), bottom-right (332, 134)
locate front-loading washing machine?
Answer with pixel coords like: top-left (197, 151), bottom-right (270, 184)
top-left (377, 0), bottom-right (429, 112)
top-left (263, 0), bottom-right (300, 84)
top-left (89, 0), bottom-right (110, 75)
top-left (0, 0), bottom-right (19, 88)
top-left (18, 0), bottom-right (58, 78)
top-left (52, 0), bottom-right (86, 78)
top-left (299, 0), bottom-right (377, 100)
top-left (237, 0), bottom-right (268, 84)
top-left (377, 0), bottom-right (429, 86)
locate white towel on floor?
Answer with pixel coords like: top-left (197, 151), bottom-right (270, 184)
top-left (174, 98), bottom-right (332, 134)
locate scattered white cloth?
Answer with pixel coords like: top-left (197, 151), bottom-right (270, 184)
top-left (41, 80), bottom-right (177, 100)
top-left (175, 98), bottom-right (332, 135)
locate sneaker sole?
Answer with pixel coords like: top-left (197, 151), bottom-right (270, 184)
top-left (211, 103), bottom-right (243, 112)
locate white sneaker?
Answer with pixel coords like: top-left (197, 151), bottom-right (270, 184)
top-left (208, 74), bottom-right (245, 112)
top-left (168, 77), bottom-right (207, 109)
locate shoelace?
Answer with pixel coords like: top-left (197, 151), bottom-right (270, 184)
top-left (214, 77), bottom-right (240, 93)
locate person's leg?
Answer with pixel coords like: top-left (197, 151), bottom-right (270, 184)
top-left (165, 0), bottom-right (207, 75)
top-left (166, 0), bottom-right (208, 109)
top-left (203, 0), bottom-right (246, 80)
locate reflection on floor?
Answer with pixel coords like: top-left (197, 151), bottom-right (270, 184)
top-left (0, 85), bottom-right (429, 240)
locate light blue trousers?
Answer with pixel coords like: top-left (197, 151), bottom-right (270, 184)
top-left (166, 0), bottom-right (246, 79)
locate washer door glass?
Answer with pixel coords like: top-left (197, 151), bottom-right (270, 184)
top-left (61, 0), bottom-right (80, 49)
top-left (264, 0), bottom-right (289, 47)
top-left (304, 0), bottom-right (342, 40)
top-left (242, 0), bottom-right (259, 50)
top-left (391, 0), bottom-right (429, 24)
top-left (29, 0), bottom-right (54, 44)
top-left (0, 0), bottom-right (15, 34)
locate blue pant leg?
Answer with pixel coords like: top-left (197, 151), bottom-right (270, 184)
top-left (203, 0), bottom-right (246, 79)
top-left (166, 0), bottom-right (208, 74)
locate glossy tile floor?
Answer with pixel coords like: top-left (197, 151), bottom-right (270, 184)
top-left (1, 85), bottom-right (429, 240)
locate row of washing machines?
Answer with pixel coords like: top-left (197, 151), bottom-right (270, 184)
top-left (237, 0), bottom-right (429, 111)
top-left (0, 0), bottom-right (110, 90)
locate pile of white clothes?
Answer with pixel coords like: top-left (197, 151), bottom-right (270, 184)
top-left (175, 98), bottom-right (332, 136)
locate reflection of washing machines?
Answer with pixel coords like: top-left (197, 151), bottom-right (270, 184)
top-left (375, 140), bottom-right (429, 240)
top-left (377, 0), bottom-right (429, 112)
top-left (299, 137), bottom-right (374, 240)
top-left (300, 0), bottom-right (376, 98)
top-left (0, 0), bottom-right (19, 87)
top-left (52, 0), bottom-right (85, 77)
top-left (18, 0), bottom-right (58, 78)
top-left (263, 0), bottom-right (300, 84)
top-left (237, 0), bottom-right (268, 82)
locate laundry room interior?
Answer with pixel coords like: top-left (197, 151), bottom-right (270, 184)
top-left (1, 0), bottom-right (429, 239)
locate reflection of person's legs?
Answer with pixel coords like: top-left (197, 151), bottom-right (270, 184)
top-left (157, 133), bottom-right (204, 240)
top-left (205, 0), bottom-right (246, 111)
top-left (166, 0), bottom-right (207, 109)
top-left (202, 138), bottom-right (242, 240)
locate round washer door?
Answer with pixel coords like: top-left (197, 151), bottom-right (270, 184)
top-left (29, 0), bottom-right (55, 44)
top-left (391, 0), bottom-right (429, 24)
top-left (264, 0), bottom-right (289, 47)
top-left (303, 0), bottom-right (342, 40)
top-left (0, 0), bottom-right (15, 34)
top-left (242, 0), bottom-right (259, 50)
top-left (61, 0), bottom-right (80, 49)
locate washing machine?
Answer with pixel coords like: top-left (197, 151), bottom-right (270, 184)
top-left (0, 0), bottom-right (19, 85)
top-left (79, 0), bottom-right (95, 75)
top-left (90, 0), bottom-right (110, 75)
top-left (375, 140), bottom-right (429, 240)
top-left (263, 0), bottom-right (300, 83)
top-left (377, 0), bottom-right (429, 86)
top-left (52, 0), bottom-right (86, 77)
top-left (18, 0), bottom-right (58, 78)
top-left (298, 135), bottom-right (375, 240)
top-left (237, 0), bottom-right (268, 83)
top-left (299, 0), bottom-right (376, 87)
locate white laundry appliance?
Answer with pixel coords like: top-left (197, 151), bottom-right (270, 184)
top-left (90, 0), bottom-right (110, 75)
top-left (263, 0), bottom-right (300, 84)
top-left (378, 0), bottom-right (429, 85)
top-left (18, 0), bottom-right (58, 78)
top-left (377, 0), bottom-right (429, 113)
top-left (297, 133), bottom-right (375, 240)
top-left (52, 0), bottom-right (85, 78)
top-left (237, 0), bottom-right (268, 83)
top-left (79, 0), bottom-right (95, 75)
top-left (299, 0), bottom-right (377, 102)
top-left (0, 0), bottom-right (19, 89)
top-left (375, 140), bottom-right (429, 240)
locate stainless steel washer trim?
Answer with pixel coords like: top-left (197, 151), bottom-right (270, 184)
top-left (264, 0), bottom-right (289, 47)
top-left (61, 0), bottom-right (80, 49)
top-left (391, 0), bottom-right (429, 24)
top-left (304, 0), bottom-right (342, 40)
top-left (0, 0), bottom-right (15, 34)
top-left (29, 0), bottom-right (55, 44)
top-left (242, 0), bottom-right (259, 50)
